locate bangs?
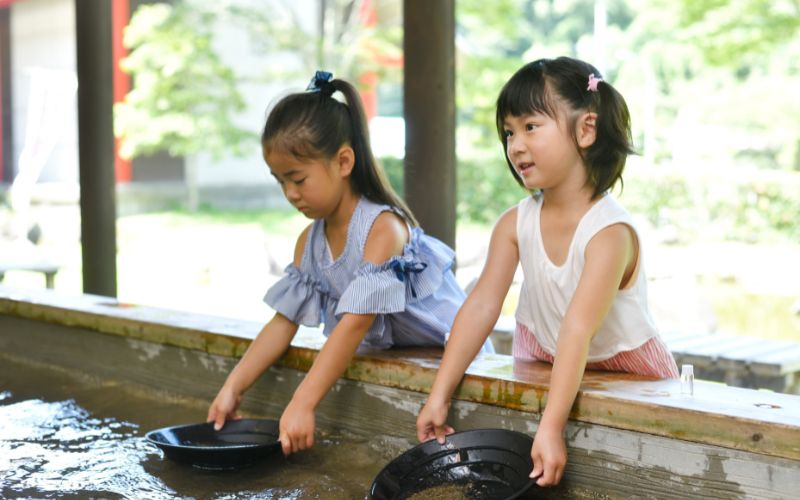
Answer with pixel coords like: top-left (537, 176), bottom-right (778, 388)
top-left (262, 93), bottom-right (329, 160)
top-left (495, 66), bottom-right (556, 136)
top-left (263, 129), bottom-right (319, 161)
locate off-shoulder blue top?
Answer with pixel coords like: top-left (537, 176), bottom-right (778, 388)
top-left (264, 198), bottom-right (484, 350)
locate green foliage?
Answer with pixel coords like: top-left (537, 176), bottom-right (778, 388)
top-left (225, 0), bottom-right (402, 89)
top-left (379, 156), bottom-right (404, 197)
top-left (704, 279), bottom-right (800, 342)
top-left (381, 155), bottom-right (528, 225)
top-left (455, 157), bottom-right (529, 224)
top-left (114, 2), bottom-right (254, 160)
top-left (455, 0), bottom-right (620, 153)
top-left (622, 172), bottom-right (693, 227)
top-left (677, 0), bottom-right (800, 66)
top-left (623, 168), bottom-right (800, 242)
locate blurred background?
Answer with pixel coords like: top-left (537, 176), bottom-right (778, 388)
top-left (1, 0), bottom-right (798, 346)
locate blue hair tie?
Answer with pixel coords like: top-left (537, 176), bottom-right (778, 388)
top-left (306, 70), bottom-right (334, 92)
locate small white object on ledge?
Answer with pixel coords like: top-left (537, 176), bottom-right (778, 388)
top-left (680, 364), bottom-right (694, 396)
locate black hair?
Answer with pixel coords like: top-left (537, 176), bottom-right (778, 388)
top-left (262, 77), bottom-right (418, 226)
top-left (495, 57), bottom-right (635, 199)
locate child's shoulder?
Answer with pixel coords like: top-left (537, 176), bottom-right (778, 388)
top-left (497, 194), bottom-right (540, 228)
top-left (364, 211), bottom-right (408, 264)
top-left (292, 223), bottom-right (315, 266)
top-left (489, 204), bottom-right (521, 244)
top-left (370, 210), bottom-right (407, 235)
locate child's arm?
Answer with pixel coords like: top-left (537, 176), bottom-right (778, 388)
top-left (417, 207), bottom-right (519, 443)
top-left (207, 225), bottom-right (312, 430)
top-left (278, 211), bottom-right (408, 455)
top-left (531, 222), bottom-right (636, 487)
top-left (279, 312), bottom-right (376, 454)
top-left (207, 312), bottom-right (299, 430)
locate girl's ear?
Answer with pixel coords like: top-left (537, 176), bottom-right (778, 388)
top-left (337, 145), bottom-right (355, 177)
top-left (576, 112), bottom-right (598, 149)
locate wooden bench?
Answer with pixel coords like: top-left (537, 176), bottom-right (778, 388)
top-left (0, 250), bottom-right (60, 289)
top-left (663, 331), bottom-right (800, 394)
top-left (0, 256), bottom-right (60, 289)
top-left (490, 316), bottom-right (800, 394)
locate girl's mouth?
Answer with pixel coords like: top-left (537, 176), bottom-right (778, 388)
top-left (516, 162), bottom-right (534, 173)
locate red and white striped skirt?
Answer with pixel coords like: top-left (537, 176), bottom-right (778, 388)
top-left (512, 322), bottom-right (679, 379)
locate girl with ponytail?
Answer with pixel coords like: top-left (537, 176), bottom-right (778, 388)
top-left (207, 71), bottom-right (491, 456)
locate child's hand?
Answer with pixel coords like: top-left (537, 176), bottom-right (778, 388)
top-left (416, 397), bottom-right (454, 444)
top-left (279, 399), bottom-right (315, 455)
top-left (529, 426), bottom-right (567, 487)
top-left (206, 385), bottom-right (242, 431)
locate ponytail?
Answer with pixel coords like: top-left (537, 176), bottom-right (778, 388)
top-left (262, 74), bottom-right (418, 227)
top-left (582, 74), bottom-right (635, 198)
top-left (330, 80), bottom-right (418, 227)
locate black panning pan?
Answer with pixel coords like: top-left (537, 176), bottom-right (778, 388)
top-left (370, 428), bottom-right (538, 499)
top-left (145, 418), bottom-right (281, 470)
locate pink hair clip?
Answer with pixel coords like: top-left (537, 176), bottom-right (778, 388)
top-left (587, 73), bottom-right (603, 92)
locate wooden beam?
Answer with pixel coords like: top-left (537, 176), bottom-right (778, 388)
top-left (75, 0), bottom-right (118, 297)
top-left (402, 0), bottom-right (456, 249)
top-left (0, 7), bottom-right (12, 183)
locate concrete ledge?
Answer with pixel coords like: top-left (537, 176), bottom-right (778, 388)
top-left (492, 316), bottom-right (800, 395)
top-left (2, 285), bottom-right (799, 466)
top-left (3, 285), bottom-right (800, 497)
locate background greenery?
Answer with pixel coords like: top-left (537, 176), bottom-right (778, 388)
top-left (99, 0), bottom-right (800, 341)
top-left (117, 0), bottom-right (799, 231)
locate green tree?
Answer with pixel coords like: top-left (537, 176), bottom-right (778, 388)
top-left (622, 0), bottom-right (800, 171)
top-left (114, 2), bottom-right (253, 160)
top-left (677, 0), bottom-right (800, 66)
top-left (225, 0), bottom-right (402, 88)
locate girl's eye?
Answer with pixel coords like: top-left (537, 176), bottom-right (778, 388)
top-left (503, 130), bottom-right (513, 138)
top-left (525, 123), bottom-right (537, 131)
top-left (294, 177), bottom-right (307, 185)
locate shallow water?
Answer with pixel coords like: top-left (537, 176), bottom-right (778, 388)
top-left (0, 356), bottom-right (403, 499)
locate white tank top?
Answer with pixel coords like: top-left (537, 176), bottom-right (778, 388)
top-left (514, 194), bottom-right (659, 362)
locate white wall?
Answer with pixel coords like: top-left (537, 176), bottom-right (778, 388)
top-left (191, 0), bottom-right (313, 187)
top-left (10, 0), bottom-right (78, 184)
top-left (7, 0), bottom-right (327, 190)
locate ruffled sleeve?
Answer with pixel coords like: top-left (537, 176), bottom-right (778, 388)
top-left (263, 264), bottom-right (324, 326)
top-left (334, 227), bottom-right (456, 317)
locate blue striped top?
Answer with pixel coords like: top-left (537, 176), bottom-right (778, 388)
top-left (265, 198), bottom-right (478, 349)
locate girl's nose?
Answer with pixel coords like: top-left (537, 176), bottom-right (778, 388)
top-left (507, 136), bottom-right (524, 156)
top-left (283, 184), bottom-right (300, 202)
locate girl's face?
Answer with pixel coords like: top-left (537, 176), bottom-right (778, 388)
top-left (502, 108), bottom-right (588, 193)
top-left (263, 146), bottom-right (354, 219)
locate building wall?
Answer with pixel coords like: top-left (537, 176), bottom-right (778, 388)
top-left (5, 0), bottom-right (392, 208)
top-left (10, 0), bottom-right (78, 184)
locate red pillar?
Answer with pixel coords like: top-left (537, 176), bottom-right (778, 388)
top-left (0, 50), bottom-right (4, 183)
top-left (358, 0), bottom-right (378, 120)
top-left (111, 0), bottom-right (131, 182)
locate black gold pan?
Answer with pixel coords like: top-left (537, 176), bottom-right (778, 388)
top-left (146, 418), bottom-right (281, 470)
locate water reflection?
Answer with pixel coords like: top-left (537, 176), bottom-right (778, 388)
top-left (0, 397), bottom-right (177, 499)
top-left (1, 393), bottom-right (398, 499)
top-left (0, 357), bottom-right (401, 499)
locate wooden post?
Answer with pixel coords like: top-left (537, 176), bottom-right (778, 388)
top-left (0, 7), bottom-right (12, 183)
top-left (75, 0), bottom-right (118, 297)
top-left (402, 1), bottom-right (456, 249)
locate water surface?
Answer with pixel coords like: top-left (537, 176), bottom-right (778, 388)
top-left (0, 356), bottom-right (403, 499)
